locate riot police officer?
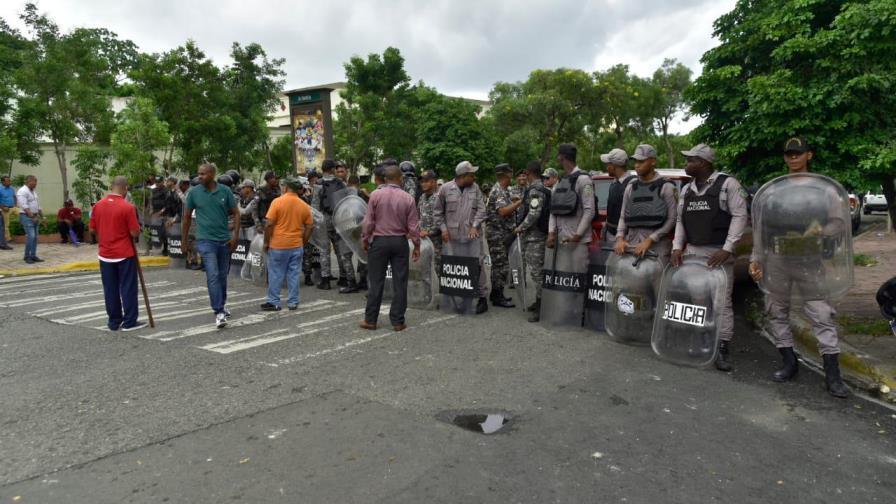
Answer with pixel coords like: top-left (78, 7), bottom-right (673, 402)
top-left (599, 148), bottom-right (635, 244)
top-left (515, 161), bottom-right (550, 322)
top-left (486, 164), bottom-right (521, 308)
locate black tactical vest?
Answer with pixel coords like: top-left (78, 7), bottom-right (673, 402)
top-left (606, 175), bottom-right (636, 235)
top-left (624, 177), bottom-right (670, 229)
top-left (521, 185), bottom-right (552, 234)
top-left (682, 175), bottom-right (732, 246)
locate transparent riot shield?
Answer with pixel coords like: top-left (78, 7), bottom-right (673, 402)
top-left (240, 233), bottom-right (267, 287)
top-left (651, 258), bottom-right (728, 367)
top-left (583, 245), bottom-right (613, 332)
top-left (539, 242), bottom-right (588, 328)
top-left (332, 195), bottom-right (368, 264)
top-left (229, 227), bottom-right (255, 279)
top-left (508, 237), bottom-right (529, 311)
top-left (605, 252), bottom-right (662, 345)
top-left (382, 238), bottom-right (435, 308)
top-left (440, 238), bottom-right (482, 315)
top-left (308, 207), bottom-right (328, 253)
top-left (166, 222), bottom-right (186, 269)
top-left (752, 173), bottom-right (854, 301)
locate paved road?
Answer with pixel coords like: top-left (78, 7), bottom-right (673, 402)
top-left (858, 213), bottom-right (888, 236)
top-left (1, 267), bottom-right (894, 503)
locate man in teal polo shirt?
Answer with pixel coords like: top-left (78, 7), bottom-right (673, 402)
top-left (182, 163), bottom-right (240, 329)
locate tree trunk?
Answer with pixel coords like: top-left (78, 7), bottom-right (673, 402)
top-left (663, 122), bottom-right (675, 168)
top-left (614, 122), bottom-right (624, 148)
top-left (53, 141), bottom-right (70, 202)
top-left (881, 175), bottom-right (896, 233)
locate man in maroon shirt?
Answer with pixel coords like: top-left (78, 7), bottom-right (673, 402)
top-left (89, 176), bottom-right (146, 331)
top-left (360, 163), bottom-right (421, 331)
top-left (57, 199), bottom-right (85, 244)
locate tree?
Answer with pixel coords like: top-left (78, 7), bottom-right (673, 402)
top-left (71, 146), bottom-right (110, 206)
top-left (14, 3), bottom-right (137, 201)
top-left (688, 0), bottom-right (896, 228)
top-left (110, 97), bottom-right (170, 185)
top-left (651, 59), bottom-right (693, 168)
top-left (268, 133), bottom-right (295, 178)
top-left (0, 18), bottom-right (33, 174)
top-left (595, 65), bottom-right (658, 148)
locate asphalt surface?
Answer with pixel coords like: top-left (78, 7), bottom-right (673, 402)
top-left (1, 265), bottom-right (895, 503)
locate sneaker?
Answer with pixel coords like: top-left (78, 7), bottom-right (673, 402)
top-left (215, 312), bottom-right (227, 329)
top-left (260, 302), bottom-right (282, 311)
top-left (222, 307), bottom-right (232, 319)
top-left (287, 304), bottom-right (298, 311)
top-left (121, 322), bottom-right (148, 332)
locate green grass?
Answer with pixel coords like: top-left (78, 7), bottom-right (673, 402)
top-left (837, 315), bottom-right (892, 337)
top-left (854, 254), bottom-right (879, 267)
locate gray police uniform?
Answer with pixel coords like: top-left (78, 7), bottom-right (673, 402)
top-left (517, 179), bottom-right (549, 302)
top-left (616, 176), bottom-right (678, 265)
top-left (547, 167), bottom-right (596, 244)
top-left (673, 172), bottom-right (749, 342)
top-left (485, 183), bottom-right (515, 292)
top-left (433, 180), bottom-right (488, 298)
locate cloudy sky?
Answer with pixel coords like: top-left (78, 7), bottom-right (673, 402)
top-left (1, 0), bottom-right (736, 131)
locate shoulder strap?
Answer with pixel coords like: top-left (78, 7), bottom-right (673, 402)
top-left (707, 174), bottom-right (729, 196)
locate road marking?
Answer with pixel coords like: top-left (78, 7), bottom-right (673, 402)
top-left (86, 294), bottom-right (260, 328)
top-left (0, 273), bottom-right (73, 286)
top-left (2, 281), bottom-right (175, 308)
top-left (0, 278), bottom-right (103, 295)
top-left (49, 300), bottom-right (182, 324)
top-left (260, 314), bottom-right (458, 367)
top-left (197, 308), bottom-right (369, 354)
top-left (141, 299), bottom-right (345, 342)
top-left (29, 287), bottom-right (208, 316)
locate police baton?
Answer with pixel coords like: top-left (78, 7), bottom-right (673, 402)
top-left (131, 236), bottom-right (155, 328)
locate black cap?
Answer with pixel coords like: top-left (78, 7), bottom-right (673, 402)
top-left (784, 136), bottom-right (811, 154)
top-left (321, 159), bottom-right (337, 171)
top-left (557, 143), bottom-right (577, 162)
top-left (420, 169), bottom-right (438, 181)
top-left (494, 163), bottom-right (512, 175)
top-left (525, 160), bottom-right (543, 177)
top-left (263, 170), bottom-right (277, 181)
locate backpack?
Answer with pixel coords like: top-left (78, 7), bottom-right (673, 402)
top-left (319, 178), bottom-right (347, 214)
top-left (550, 173), bottom-right (590, 216)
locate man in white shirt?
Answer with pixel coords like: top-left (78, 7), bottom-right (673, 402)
top-left (16, 175), bottom-right (44, 263)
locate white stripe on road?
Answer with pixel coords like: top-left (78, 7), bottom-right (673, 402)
top-left (66, 292), bottom-right (253, 325)
top-left (50, 300), bottom-right (181, 324)
top-left (29, 287), bottom-right (206, 316)
top-left (197, 308), bottom-right (369, 354)
top-left (0, 273), bottom-right (73, 286)
top-left (3, 281), bottom-right (175, 308)
top-left (140, 299), bottom-right (345, 342)
top-left (87, 294), bottom-right (260, 328)
top-left (260, 314), bottom-right (458, 366)
top-left (0, 278), bottom-right (103, 295)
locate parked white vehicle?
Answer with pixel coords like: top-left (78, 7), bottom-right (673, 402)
top-left (864, 192), bottom-right (887, 214)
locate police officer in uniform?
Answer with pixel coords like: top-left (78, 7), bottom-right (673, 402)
top-left (418, 169), bottom-right (442, 277)
top-left (546, 144), bottom-right (596, 252)
top-left (316, 160), bottom-right (355, 291)
top-left (515, 160), bottom-right (550, 322)
top-left (256, 171), bottom-right (281, 227)
top-left (749, 137), bottom-right (850, 398)
top-left (485, 164), bottom-right (521, 308)
top-left (670, 144), bottom-right (749, 371)
top-left (599, 148), bottom-right (635, 244)
top-left (400, 161), bottom-right (421, 202)
top-left (614, 144), bottom-right (677, 265)
top-left (434, 161), bottom-right (489, 314)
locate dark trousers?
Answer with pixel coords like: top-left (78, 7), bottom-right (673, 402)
top-left (99, 257), bottom-right (138, 330)
top-left (365, 236), bottom-right (409, 326)
top-left (58, 220), bottom-right (85, 243)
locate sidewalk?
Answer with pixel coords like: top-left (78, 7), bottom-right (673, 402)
top-left (0, 241), bottom-right (169, 276)
top-left (776, 223), bottom-right (896, 402)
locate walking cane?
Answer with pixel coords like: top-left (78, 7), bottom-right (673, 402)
top-left (131, 236), bottom-right (155, 328)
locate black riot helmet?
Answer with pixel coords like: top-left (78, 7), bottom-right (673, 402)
top-left (225, 170), bottom-right (242, 186)
top-left (399, 161), bottom-right (416, 176)
top-left (217, 175), bottom-right (233, 187)
top-left (877, 277), bottom-right (896, 320)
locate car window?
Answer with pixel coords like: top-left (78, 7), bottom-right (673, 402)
top-left (594, 180), bottom-right (611, 210)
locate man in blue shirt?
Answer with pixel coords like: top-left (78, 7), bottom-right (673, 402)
top-left (0, 175), bottom-right (16, 250)
top-left (181, 163), bottom-right (240, 329)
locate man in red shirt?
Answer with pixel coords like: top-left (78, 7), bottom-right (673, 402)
top-left (57, 199), bottom-right (85, 244)
top-left (89, 176), bottom-right (146, 331)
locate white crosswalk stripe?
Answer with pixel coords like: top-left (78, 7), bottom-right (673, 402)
top-left (28, 287), bottom-right (206, 316)
top-left (0, 278), bottom-right (103, 296)
top-left (2, 281), bottom-right (175, 308)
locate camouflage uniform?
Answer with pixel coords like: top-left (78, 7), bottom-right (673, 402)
top-left (301, 190), bottom-right (320, 276)
top-left (510, 184), bottom-right (526, 224)
top-left (402, 174), bottom-right (420, 201)
top-left (418, 190), bottom-right (442, 274)
top-left (485, 184), bottom-right (516, 292)
top-left (517, 179), bottom-right (548, 302)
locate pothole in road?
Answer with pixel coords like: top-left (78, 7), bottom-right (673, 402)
top-left (437, 410), bottom-right (513, 434)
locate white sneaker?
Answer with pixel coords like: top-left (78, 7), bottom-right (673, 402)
top-left (223, 307), bottom-right (232, 319)
top-left (215, 312), bottom-right (227, 329)
top-left (121, 322), bottom-right (148, 332)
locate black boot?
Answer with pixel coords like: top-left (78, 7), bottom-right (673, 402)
top-left (339, 278), bottom-right (360, 294)
top-left (823, 353), bottom-right (850, 398)
top-left (304, 273), bottom-right (314, 286)
top-left (476, 297), bottom-right (489, 314)
top-left (337, 276), bottom-right (348, 287)
top-left (490, 288), bottom-right (515, 308)
top-left (528, 298), bottom-right (541, 323)
top-left (317, 277), bottom-right (331, 290)
top-left (772, 347), bottom-right (799, 382)
top-left (715, 340), bottom-right (733, 372)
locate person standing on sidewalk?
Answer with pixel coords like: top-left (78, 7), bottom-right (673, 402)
top-left (670, 144), bottom-right (749, 372)
top-left (359, 164), bottom-right (421, 331)
top-left (181, 163), bottom-right (240, 329)
top-left (90, 176), bottom-right (146, 331)
top-left (0, 175), bottom-right (16, 251)
top-left (16, 175), bottom-right (44, 263)
top-left (749, 137), bottom-right (850, 398)
top-left (260, 177), bottom-right (313, 312)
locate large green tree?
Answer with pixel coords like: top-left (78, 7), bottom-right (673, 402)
top-left (595, 65), bottom-right (658, 148)
top-left (688, 0), bottom-right (896, 227)
top-left (651, 59), bottom-right (693, 168)
top-left (110, 97), bottom-right (170, 185)
top-left (0, 18), bottom-right (34, 174)
top-left (14, 3), bottom-right (137, 201)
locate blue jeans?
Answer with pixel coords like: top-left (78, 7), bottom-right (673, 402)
top-left (196, 239), bottom-right (231, 314)
top-left (99, 257), bottom-right (138, 330)
top-left (19, 213), bottom-right (38, 259)
top-left (266, 247), bottom-right (304, 307)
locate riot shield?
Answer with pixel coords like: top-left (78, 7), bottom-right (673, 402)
top-left (605, 252), bottom-right (662, 346)
top-left (382, 238), bottom-right (436, 308)
top-left (166, 222), bottom-right (185, 269)
top-left (508, 237), bottom-right (529, 311)
top-left (308, 207), bottom-right (328, 253)
top-left (583, 246), bottom-right (613, 332)
top-left (333, 195), bottom-right (368, 264)
top-left (539, 242), bottom-right (588, 328)
top-left (440, 238), bottom-right (482, 315)
top-left (752, 173), bottom-right (853, 301)
top-left (240, 233), bottom-right (267, 287)
top-left (148, 215), bottom-right (164, 251)
top-left (651, 258), bottom-right (728, 367)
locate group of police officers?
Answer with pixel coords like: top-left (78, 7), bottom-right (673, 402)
top-left (217, 135), bottom-right (853, 400)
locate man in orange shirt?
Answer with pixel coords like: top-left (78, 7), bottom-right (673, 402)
top-left (261, 177), bottom-right (314, 311)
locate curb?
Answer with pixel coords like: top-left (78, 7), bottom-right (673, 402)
top-left (0, 256), bottom-right (170, 277)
